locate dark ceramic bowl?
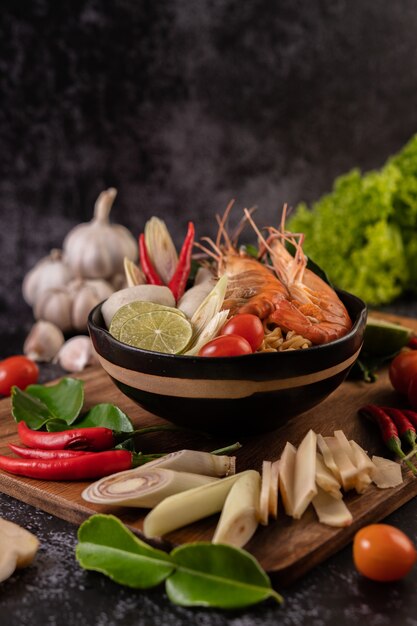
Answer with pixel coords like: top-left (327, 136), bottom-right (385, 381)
top-left (88, 291), bottom-right (367, 435)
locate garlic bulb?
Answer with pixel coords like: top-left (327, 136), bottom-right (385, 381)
top-left (63, 188), bottom-right (138, 279)
top-left (22, 249), bottom-right (73, 306)
top-left (23, 321), bottom-right (65, 362)
top-left (34, 279), bottom-right (114, 332)
top-left (55, 336), bottom-right (98, 372)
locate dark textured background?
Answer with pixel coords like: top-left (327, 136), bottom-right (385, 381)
top-left (2, 0), bottom-right (417, 336)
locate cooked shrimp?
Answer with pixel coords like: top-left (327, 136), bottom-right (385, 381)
top-left (245, 208), bottom-right (352, 344)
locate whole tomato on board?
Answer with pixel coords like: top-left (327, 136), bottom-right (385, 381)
top-left (221, 314), bottom-right (264, 352)
top-left (0, 356), bottom-right (39, 396)
top-left (198, 335), bottom-right (252, 357)
top-left (353, 524), bottom-right (417, 582)
top-left (389, 350), bottom-right (417, 395)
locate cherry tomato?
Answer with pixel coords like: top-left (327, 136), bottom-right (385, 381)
top-left (353, 524), bottom-right (417, 582)
top-left (389, 350), bottom-right (417, 394)
top-left (221, 314), bottom-right (264, 352)
top-left (0, 355), bottom-right (39, 396)
top-left (198, 335), bottom-right (253, 357)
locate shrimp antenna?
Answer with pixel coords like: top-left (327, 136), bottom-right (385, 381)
top-left (193, 240), bottom-right (220, 262)
top-left (231, 206), bottom-right (257, 247)
top-left (243, 208), bottom-right (272, 255)
top-left (216, 199), bottom-right (235, 249)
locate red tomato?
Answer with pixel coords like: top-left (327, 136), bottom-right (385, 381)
top-left (198, 335), bottom-right (253, 357)
top-left (353, 524), bottom-right (417, 582)
top-left (0, 355), bottom-right (39, 396)
top-left (389, 350), bottom-right (417, 394)
top-left (221, 314), bottom-right (264, 352)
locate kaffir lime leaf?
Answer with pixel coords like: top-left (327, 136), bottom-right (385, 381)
top-left (118, 310), bottom-right (193, 354)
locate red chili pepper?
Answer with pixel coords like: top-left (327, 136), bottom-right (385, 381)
top-left (16, 421), bottom-right (178, 452)
top-left (17, 421), bottom-right (115, 451)
top-left (0, 450), bottom-right (135, 481)
top-left (401, 409), bottom-right (417, 429)
top-left (8, 444), bottom-right (90, 459)
top-left (168, 222), bottom-right (195, 301)
top-left (139, 233), bottom-right (164, 285)
top-left (358, 404), bottom-right (417, 474)
top-left (382, 407), bottom-right (417, 449)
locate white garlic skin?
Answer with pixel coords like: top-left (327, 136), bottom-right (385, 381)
top-left (22, 249), bottom-right (73, 306)
top-left (69, 279), bottom-right (114, 331)
top-left (63, 188), bottom-right (137, 279)
top-left (23, 320), bottom-right (65, 362)
top-left (55, 336), bottom-right (98, 372)
top-left (34, 288), bottom-right (73, 332)
top-left (34, 279), bottom-right (114, 333)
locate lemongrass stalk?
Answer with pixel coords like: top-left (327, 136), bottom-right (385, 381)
top-left (212, 471), bottom-right (261, 548)
top-left (82, 468), bottom-right (217, 507)
top-left (189, 275), bottom-right (228, 340)
top-left (269, 459), bottom-right (280, 519)
top-left (135, 449), bottom-right (236, 476)
top-left (143, 470), bottom-right (259, 538)
top-left (124, 257), bottom-right (145, 287)
top-left (258, 461), bottom-right (272, 525)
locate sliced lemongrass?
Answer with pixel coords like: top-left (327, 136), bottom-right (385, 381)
top-left (315, 453), bottom-right (343, 499)
top-left (82, 468), bottom-right (217, 507)
top-left (312, 486), bottom-right (353, 527)
top-left (371, 455), bottom-right (403, 488)
top-left (124, 257), bottom-right (145, 287)
top-left (269, 460), bottom-right (280, 519)
top-left (189, 276), bottom-right (228, 340)
top-left (144, 216), bottom-right (178, 284)
top-left (334, 430), bottom-right (356, 463)
top-left (323, 436), bottom-right (357, 491)
top-left (258, 461), bottom-right (272, 525)
top-left (143, 469), bottom-right (259, 538)
top-left (317, 434), bottom-right (340, 480)
top-left (212, 471), bottom-right (261, 548)
top-left (279, 442), bottom-right (296, 516)
top-left (185, 310), bottom-right (229, 356)
top-left (349, 439), bottom-right (376, 494)
top-left (293, 430), bottom-right (317, 519)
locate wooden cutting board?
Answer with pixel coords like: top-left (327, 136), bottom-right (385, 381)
top-left (1, 312), bottom-right (416, 586)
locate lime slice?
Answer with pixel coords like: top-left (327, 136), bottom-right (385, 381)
top-left (118, 310), bottom-right (193, 354)
top-left (110, 301), bottom-right (186, 340)
top-left (362, 316), bottom-right (413, 356)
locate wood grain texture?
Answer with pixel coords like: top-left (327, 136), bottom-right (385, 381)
top-left (1, 312), bottom-right (416, 585)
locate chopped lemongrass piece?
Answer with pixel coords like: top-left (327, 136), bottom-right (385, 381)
top-left (82, 468), bottom-right (217, 507)
top-left (315, 453), bottom-right (343, 499)
top-left (185, 310), bottom-right (229, 356)
top-left (269, 460), bottom-right (280, 519)
top-left (293, 430), bottom-right (317, 519)
top-left (139, 449), bottom-right (236, 476)
top-left (212, 471), bottom-right (261, 548)
top-left (371, 456), bottom-right (403, 488)
top-left (143, 469), bottom-right (259, 538)
top-left (334, 430), bottom-right (356, 464)
top-left (279, 442), bottom-right (296, 516)
top-left (258, 461), bottom-right (272, 525)
top-left (124, 257), bottom-right (145, 287)
top-left (312, 487), bottom-right (353, 527)
top-left (317, 434), bottom-right (341, 481)
top-left (323, 436), bottom-right (358, 491)
top-left (349, 440), bottom-right (376, 493)
top-left (189, 276), bottom-right (228, 341)
top-left (144, 217), bottom-right (178, 284)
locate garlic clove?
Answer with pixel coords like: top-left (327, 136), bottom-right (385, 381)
top-left (23, 321), bottom-right (65, 362)
top-left (70, 279), bottom-right (114, 331)
top-left (34, 288), bottom-right (73, 332)
top-left (55, 336), bottom-right (98, 372)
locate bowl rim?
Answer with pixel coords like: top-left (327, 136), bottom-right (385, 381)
top-left (88, 288), bottom-right (367, 362)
